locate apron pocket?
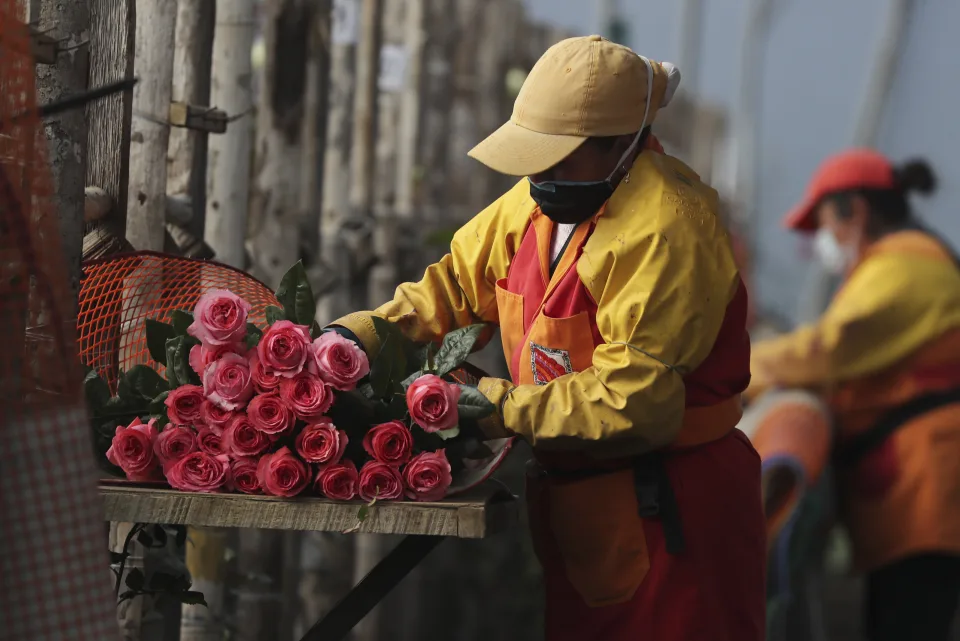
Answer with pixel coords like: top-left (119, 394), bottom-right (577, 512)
top-left (495, 278), bottom-right (524, 381)
top-left (545, 469), bottom-right (650, 607)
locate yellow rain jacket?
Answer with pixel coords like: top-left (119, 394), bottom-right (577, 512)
top-left (749, 230), bottom-right (960, 570)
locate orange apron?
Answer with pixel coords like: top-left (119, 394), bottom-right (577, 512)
top-left (497, 209), bottom-right (766, 641)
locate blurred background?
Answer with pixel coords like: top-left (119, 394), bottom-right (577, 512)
top-left (11, 0), bottom-right (958, 639)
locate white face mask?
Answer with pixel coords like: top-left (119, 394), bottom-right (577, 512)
top-left (813, 228), bottom-right (856, 274)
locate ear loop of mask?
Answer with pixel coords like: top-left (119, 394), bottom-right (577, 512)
top-left (607, 55), bottom-right (655, 182)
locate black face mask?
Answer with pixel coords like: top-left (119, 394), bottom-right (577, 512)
top-left (528, 178), bottom-right (615, 225)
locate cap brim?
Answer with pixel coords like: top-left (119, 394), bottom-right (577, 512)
top-left (782, 199), bottom-right (819, 233)
top-left (467, 120), bottom-right (588, 177)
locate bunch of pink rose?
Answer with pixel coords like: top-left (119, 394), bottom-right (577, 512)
top-left (106, 290), bottom-right (462, 502)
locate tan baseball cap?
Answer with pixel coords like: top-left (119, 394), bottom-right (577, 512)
top-left (468, 35), bottom-right (681, 177)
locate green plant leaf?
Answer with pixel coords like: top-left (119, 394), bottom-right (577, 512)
top-left (165, 337), bottom-right (198, 387)
top-left (125, 365), bottom-right (169, 400)
top-left (369, 318), bottom-right (409, 399)
top-left (83, 368), bottom-right (111, 413)
top-left (456, 385), bottom-right (496, 420)
top-left (265, 305), bottom-right (284, 325)
top-left (434, 324), bottom-right (486, 377)
top-left (436, 425), bottom-right (460, 440)
top-left (400, 370), bottom-right (423, 390)
top-left (125, 568), bottom-right (145, 591)
top-left (170, 310), bottom-right (194, 336)
top-left (149, 390), bottom-right (170, 415)
top-left (274, 261), bottom-right (316, 326)
top-left (175, 591), bottom-right (208, 607)
top-left (245, 323), bottom-right (263, 349)
top-left (309, 320), bottom-right (323, 340)
top-left (145, 319), bottom-right (176, 365)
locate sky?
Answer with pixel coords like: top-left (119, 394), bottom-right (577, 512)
top-left (523, 0), bottom-right (959, 326)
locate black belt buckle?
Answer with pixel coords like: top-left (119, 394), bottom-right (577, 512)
top-left (633, 461), bottom-right (661, 517)
top-left (633, 455), bottom-right (686, 555)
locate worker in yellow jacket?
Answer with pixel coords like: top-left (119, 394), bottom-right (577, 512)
top-left (749, 149), bottom-right (960, 641)
top-left (331, 36), bottom-right (765, 641)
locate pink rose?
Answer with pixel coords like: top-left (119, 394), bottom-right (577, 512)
top-left (315, 460), bottom-right (359, 501)
top-left (249, 353), bottom-right (281, 393)
top-left (165, 385), bottom-right (205, 426)
top-left (403, 450), bottom-right (453, 502)
top-left (190, 342), bottom-right (245, 378)
top-left (362, 421), bottom-right (413, 467)
top-left (223, 415), bottom-right (272, 457)
top-left (202, 352), bottom-right (254, 411)
top-left (256, 447), bottom-right (310, 497)
top-left (197, 427), bottom-right (226, 456)
top-left (107, 417), bottom-right (160, 481)
top-left (165, 451), bottom-right (231, 493)
top-left (246, 393), bottom-right (295, 436)
top-left (257, 320), bottom-right (312, 378)
top-left (295, 420), bottom-right (348, 465)
top-left (279, 372), bottom-right (334, 421)
top-left (406, 374), bottom-right (461, 433)
top-left (309, 332), bottom-right (370, 391)
top-left (230, 458), bottom-right (262, 494)
top-left (200, 400), bottom-right (235, 435)
top-left (153, 425), bottom-right (198, 471)
top-left (188, 289), bottom-right (251, 346)
top-left (358, 461), bottom-right (404, 502)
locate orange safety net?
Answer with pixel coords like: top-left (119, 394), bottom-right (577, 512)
top-left (78, 252), bottom-right (281, 391)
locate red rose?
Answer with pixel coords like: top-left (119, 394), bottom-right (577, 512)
top-left (224, 414), bottom-right (272, 457)
top-left (257, 320), bottom-right (312, 378)
top-left (165, 384), bottom-right (205, 426)
top-left (249, 353), bottom-right (282, 393)
top-left (362, 421), bottom-right (413, 467)
top-left (153, 425), bottom-right (198, 472)
top-left (358, 461), bottom-right (403, 502)
top-left (295, 420), bottom-right (348, 464)
top-left (197, 427), bottom-right (226, 456)
top-left (165, 451), bottom-right (230, 493)
top-left (406, 374), bottom-right (461, 433)
top-left (189, 341), bottom-right (244, 378)
top-left (200, 400), bottom-right (235, 435)
top-left (403, 450), bottom-right (453, 502)
top-left (315, 460), bottom-right (358, 500)
top-left (230, 458), bottom-right (262, 494)
top-left (279, 372), bottom-right (334, 421)
top-left (309, 332), bottom-right (370, 391)
top-left (107, 417), bottom-right (161, 481)
top-left (246, 393), bottom-right (295, 436)
top-left (187, 289), bottom-right (251, 346)
top-left (203, 352), bottom-right (254, 411)
top-left (256, 447), bottom-right (310, 497)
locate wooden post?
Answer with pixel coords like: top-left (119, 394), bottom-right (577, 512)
top-left (204, 0), bottom-right (256, 269)
top-left (126, 0), bottom-right (176, 251)
top-left (246, 0), bottom-right (314, 289)
top-left (316, 0), bottom-right (358, 324)
top-left (181, 527), bottom-right (229, 641)
top-left (32, 0), bottom-right (89, 313)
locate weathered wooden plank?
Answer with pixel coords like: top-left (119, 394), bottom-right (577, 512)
top-left (100, 485), bottom-right (516, 539)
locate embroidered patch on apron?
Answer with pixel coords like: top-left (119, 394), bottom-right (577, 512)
top-left (530, 342), bottom-right (573, 385)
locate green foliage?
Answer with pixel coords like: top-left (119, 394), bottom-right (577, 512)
top-left (434, 324), bottom-right (485, 377)
top-left (274, 261), bottom-right (317, 327)
top-left (456, 385), bottom-right (496, 420)
top-left (144, 319), bottom-right (175, 365)
top-left (170, 310), bottom-right (194, 336)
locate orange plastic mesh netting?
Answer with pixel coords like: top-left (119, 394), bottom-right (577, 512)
top-left (78, 252), bottom-right (280, 392)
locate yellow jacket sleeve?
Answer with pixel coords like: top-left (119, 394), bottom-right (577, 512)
top-left (331, 180), bottom-right (533, 357)
top-left (481, 154), bottom-right (742, 457)
top-left (750, 232), bottom-right (960, 393)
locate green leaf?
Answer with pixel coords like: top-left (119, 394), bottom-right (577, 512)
top-left (125, 568), bottom-right (145, 591)
top-left (152, 414), bottom-right (170, 430)
top-left (265, 305), bottom-right (284, 325)
top-left (170, 310), bottom-right (194, 336)
top-left (415, 343), bottom-right (436, 372)
top-left (83, 368), bottom-right (111, 413)
top-left (109, 551), bottom-right (128, 565)
top-left (274, 261), bottom-right (316, 326)
top-left (149, 390), bottom-right (170, 415)
top-left (245, 323), bottom-right (263, 349)
top-left (175, 591), bottom-right (208, 607)
top-left (144, 319), bottom-right (176, 365)
top-left (165, 337), bottom-right (199, 387)
top-left (400, 370), bottom-right (423, 390)
top-left (357, 504), bottom-right (370, 522)
top-left (436, 425), bottom-right (460, 440)
top-left (369, 318), bottom-right (409, 399)
top-left (434, 324), bottom-right (486, 377)
top-left (309, 320), bottom-right (323, 340)
top-left (125, 365), bottom-right (169, 400)
top-left (456, 385), bottom-right (496, 420)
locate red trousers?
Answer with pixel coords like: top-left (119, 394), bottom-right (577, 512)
top-left (528, 431), bottom-right (766, 641)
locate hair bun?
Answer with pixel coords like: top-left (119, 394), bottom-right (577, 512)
top-left (896, 158), bottom-right (937, 196)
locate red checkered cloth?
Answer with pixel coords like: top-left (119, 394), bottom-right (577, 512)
top-left (0, 404), bottom-right (118, 640)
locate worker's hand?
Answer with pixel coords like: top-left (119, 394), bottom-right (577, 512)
top-left (476, 377), bottom-right (516, 440)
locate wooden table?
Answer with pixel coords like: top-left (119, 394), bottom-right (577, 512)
top-left (101, 484), bottom-right (518, 640)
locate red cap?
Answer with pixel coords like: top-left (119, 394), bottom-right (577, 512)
top-left (782, 149), bottom-right (897, 233)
